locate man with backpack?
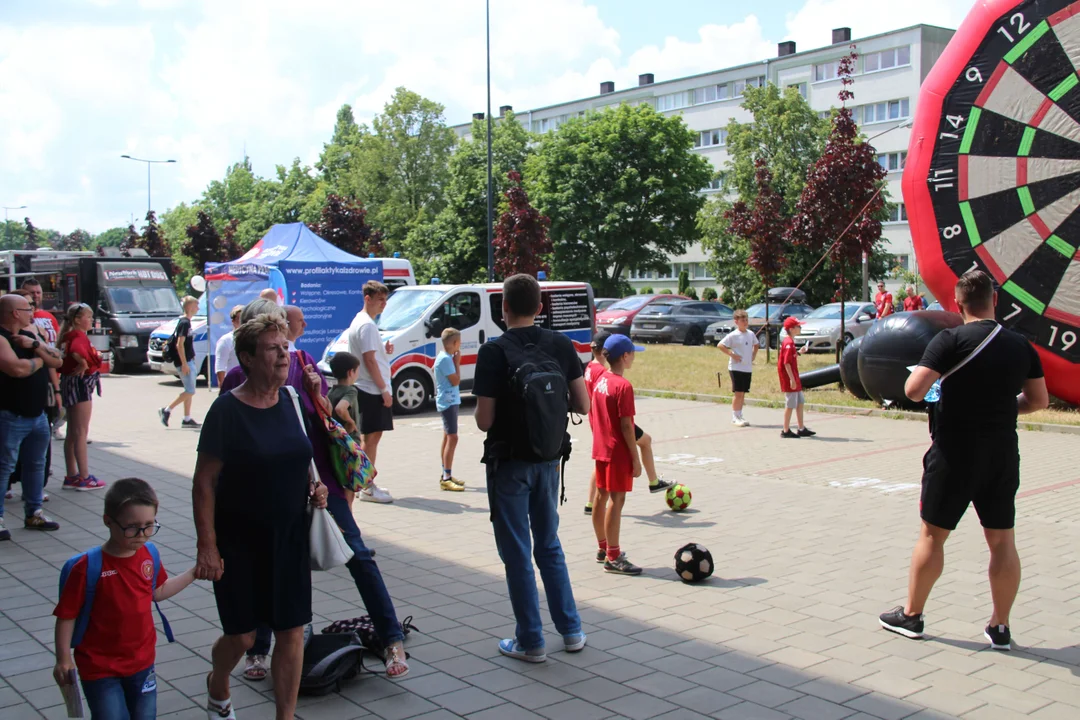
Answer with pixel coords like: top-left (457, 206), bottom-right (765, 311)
top-left (473, 274), bottom-right (591, 663)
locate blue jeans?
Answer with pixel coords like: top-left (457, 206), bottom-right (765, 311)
top-left (81, 665), bottom-right (156, 720)
top-left (0, 410), bottom-right (49, 519)
top-left (326, 494), bottom-right (404, 645)
top-left (249, 625), bottom-right (273, 656)
top-left (487, 459), bottom-right (581, 650)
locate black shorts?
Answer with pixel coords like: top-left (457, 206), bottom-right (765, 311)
top-left (634, 424), bottom-right (643, 441)
top-left (920, 437), bottom-right (1020, 531)
top-left (357, 390), bottom-right (394, 434)
top-left (729, 370), bottom-right (752, 393)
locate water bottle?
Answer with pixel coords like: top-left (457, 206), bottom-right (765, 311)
top-left (924, 379), bottom-right (942, 403)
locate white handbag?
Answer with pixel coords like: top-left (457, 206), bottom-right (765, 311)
top-left (285, 387), bottom-right (354, 571)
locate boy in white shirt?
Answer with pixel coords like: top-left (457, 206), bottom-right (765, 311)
top-left (717, 309), bottom-right (759, 427)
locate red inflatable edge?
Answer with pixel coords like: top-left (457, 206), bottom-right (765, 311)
top-left (903, 0), bottom-right (1079, 405)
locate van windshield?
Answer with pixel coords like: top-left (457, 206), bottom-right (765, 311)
top-left (378, 289), bottom-right (445, 331)
top-left (105, 287), bottom-right (182, 315)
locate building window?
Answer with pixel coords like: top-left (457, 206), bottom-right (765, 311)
top-left (890, 254), bottom-right (911, 271)
top-left (694, 128), bottom-right (727, 148)
top-left (656, 91), bottom-right (691, 112)
top-left (733, 76), bottom-right (765, 98)
top-left (864, 46), bottom-right (912, 73)
top-left (657, 264), bottom-right (673, 280)
top-left (702, 177), bottom-right (723, 191)
top-left (814, 61), bottom-right (840, 82)
top-left (818, 110), bottom-right (832, 120)
top-left (861, 98), bottom-right (910, 124)
top-left (885, 204), bottom-right (909, 224)
top-left (787, 82), bottom-right (807, 98)
top-left (693, 262), bottom-right (709, 279)
top-left (877, 151), bottom-right (908, 172)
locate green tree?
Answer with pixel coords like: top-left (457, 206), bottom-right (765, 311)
top-left (677, 269), bottom-right (690, 296)
top-left (353, 88), bottom-right (457, 247)
top-left (91, 227), bottom-right (128, 250)
top-left (23, 218), bottom-right (38, 250)
top-left (529, 104), bottom-right (713, 296)
top-left (405, 110), bottom-right (533, 283)
top-left (316, 104), bottom-right (369, 198)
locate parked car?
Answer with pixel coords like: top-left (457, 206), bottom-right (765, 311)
top-left (631, 300), bottom-right (734, 345)
top-left (793, 302), bottom-right (877, 352)
top-left (594, 297), bottom-right (619, 313)
top-left (596, 293), bottom-right (690, 336)
top-left (927, 301), bottom-right (944, 312)
top-left (705, 300), bottom-right (815, 348)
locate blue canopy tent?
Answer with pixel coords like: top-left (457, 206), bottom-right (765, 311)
top-left (204, 223), bottom-right (382, 384)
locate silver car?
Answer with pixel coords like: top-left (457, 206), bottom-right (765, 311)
top-left (794, 302), bottom-right (877, 352)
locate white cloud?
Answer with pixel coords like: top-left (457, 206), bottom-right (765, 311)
top-left (783, 0), bottom-right (972, 46)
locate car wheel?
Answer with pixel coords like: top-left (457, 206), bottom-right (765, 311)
top-left (756, 329), bottom-right (770, 350)
top-left (684, 326), bottom-right (704, 346)
top-left (843, 332), bottom-right (854, 347)
top-left (393, 370), bottom-right (431, 415)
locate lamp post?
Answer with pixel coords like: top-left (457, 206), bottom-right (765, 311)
top-left (862, 119), bottom-right (913, 301)
top-left (3, 205), bottom-right (27, 249)
top-left (485, 0), bottom-right (494, 283)
top-left (120, 155), bottom-right (177, 216)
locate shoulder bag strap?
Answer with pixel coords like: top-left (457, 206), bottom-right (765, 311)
top-left (285, 386), bottom-right (323, 488)
top-left (941, 323), bottom-right (1002, 382)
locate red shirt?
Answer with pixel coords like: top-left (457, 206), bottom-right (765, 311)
top-left (53, 545), bottom-right (168, 680)
top-left (33, 309), bottom-right (59, 345)
top-left (875, 291), bottom-right (894, 317)
top-left (903, 295), bottom-right (921, 312)
top-left (60, 330), bottom-right (102, 376)
top-left (590, 371), bottom-right (635, 463)
top-left (584, 360), bottom-right (607, 395)
top-left (777, 336), bottom-right (802, 392)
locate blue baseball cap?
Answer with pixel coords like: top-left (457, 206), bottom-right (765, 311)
top-left (603, 334), bottom-right (644, 360)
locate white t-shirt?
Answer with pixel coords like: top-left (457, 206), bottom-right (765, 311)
top-left (347, 310), bottom-right (391, 395)
top-left (720, 329), bottom-right (759, 373)
top-left (214, 331), bottom-right (239, 375)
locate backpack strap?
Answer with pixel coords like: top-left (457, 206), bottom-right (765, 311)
top-left (69, 547), bottom-right (103, 648)
top-left (144, 543), bottom-right (175, 643)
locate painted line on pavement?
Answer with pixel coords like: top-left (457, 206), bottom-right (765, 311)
top-left (765, 442), bottom-right (928, 474)
top-left (651, 414), bottom-right (854, 445)
top-left (1018, 476), bottom-right (1080, 499)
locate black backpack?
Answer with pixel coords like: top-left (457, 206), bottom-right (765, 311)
top-left (502, 330), bottom-right (570, 462)
top-left (298, 632), bottom-right (367, 696)
top-left (161, 322), bottom-right (181, 364)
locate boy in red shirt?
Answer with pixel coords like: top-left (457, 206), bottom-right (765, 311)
top-left (54, 478), bottom-right (195, 719)
top-left (591, 334), bottom-right (645, 576)
top-left (778, 317), bottom-right (816, 439)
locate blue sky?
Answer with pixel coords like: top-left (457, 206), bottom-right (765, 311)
top-left (1, 0), bottom-right (972, 234)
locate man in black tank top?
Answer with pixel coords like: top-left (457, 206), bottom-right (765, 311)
top-left (0, 293), bottom-right (65, 540)
top-left (879, 272), bottom-right (1048, 651)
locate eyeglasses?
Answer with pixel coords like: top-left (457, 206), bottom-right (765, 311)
top-left (109, 517), bottom-right (161, 538)
top-left (13, 307), bottom-right (33, 314)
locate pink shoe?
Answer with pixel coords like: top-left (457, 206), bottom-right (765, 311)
top-left (75, 476), bottom-right (106, 492)
top-left (62, 475), bottom-right (81, 491)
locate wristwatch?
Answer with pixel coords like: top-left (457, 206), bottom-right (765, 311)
top-left (31, 340), bottom-right (40, 351)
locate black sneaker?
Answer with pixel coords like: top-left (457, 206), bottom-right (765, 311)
top-left (797, 427), bottom-right (817, 437)
top-left (984, 623), bottom-right (1011, 651)
top-left (879, 606), bottom-right (924, 639)
top-left (780, 430), bottom-right (800, 439)
top-left (596, 549), bottom-right (607, 563)
top-left (604, 554), bottom-right (643, 576)
top-left (24, 510), bottom-right (60, 532)
top-left (649, 477), bottom-right (674, 494)
top-left (181, 418), bottom-right (200, 429)
top-left (584, 504), bottom-right (592, 515)
top-left (158, 407), bottom-right (170, 427)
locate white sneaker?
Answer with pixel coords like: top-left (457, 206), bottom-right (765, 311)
top-left (360, 486), bottom-right (394, 504)
top-left (735, 417), bottom-right (749, 427)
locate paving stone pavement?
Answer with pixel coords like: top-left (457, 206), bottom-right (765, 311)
top-left (0, 372), bottom-right (1077, 719)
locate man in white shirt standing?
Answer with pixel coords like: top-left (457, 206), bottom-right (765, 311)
top-left (716, 309), bottom-right (759, 427)
top-left (345, 280), bottom-right (395, 504)
top-left (214, 305), bottom-right (244, 388)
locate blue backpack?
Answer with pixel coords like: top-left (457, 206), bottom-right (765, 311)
top-left (59, 543), bottom-right (175, 648)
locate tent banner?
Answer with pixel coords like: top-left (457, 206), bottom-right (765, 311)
top-left (206, 276), bottom-right (268, 386)
top-left (278, 260), bottom-right (383, 359)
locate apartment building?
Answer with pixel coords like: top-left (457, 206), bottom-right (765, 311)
top-left (452, 24), bottom-right (956, 294)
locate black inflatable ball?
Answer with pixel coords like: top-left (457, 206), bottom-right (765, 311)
top-left (857, 311), bottom-right (962, 410)
top-left (839, 335), bottom-right (869, 400)
top-left (674, 543), bottom-right (714, 583)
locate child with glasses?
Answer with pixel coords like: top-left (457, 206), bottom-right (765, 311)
top-left (53, 478), bottom-right (196, 719)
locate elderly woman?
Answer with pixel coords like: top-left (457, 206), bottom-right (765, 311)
top-left (193, 313), bottom-right (329, 720)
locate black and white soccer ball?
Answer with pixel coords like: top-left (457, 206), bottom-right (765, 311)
top-left (674, 543), bottom-right (714, 583)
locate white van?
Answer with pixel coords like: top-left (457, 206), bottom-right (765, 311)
top-left (319, 281), bottom-right (596, 413)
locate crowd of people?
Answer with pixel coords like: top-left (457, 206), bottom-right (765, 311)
top-left (0, 270), bottom-right (1047, 718)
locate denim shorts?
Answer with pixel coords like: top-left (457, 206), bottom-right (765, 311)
top-left (81, 665), bottom-right (156, 720)
top-left (177, 362), bottom-right (197, 394)
top-left (440, 405), bottom-right (459, 435)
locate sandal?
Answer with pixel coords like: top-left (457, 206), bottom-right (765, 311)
top-left (243, 654), bottom-right (269, 681)
top-left (205, 672), bottom-right (236, 719)
top-left (383, 641), bottom-right (409, 680)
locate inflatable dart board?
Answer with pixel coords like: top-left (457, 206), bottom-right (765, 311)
top-left (904, 0), bottom-right (1080, 405)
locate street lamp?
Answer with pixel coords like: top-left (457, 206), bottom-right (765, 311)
top-left (3, 205), bottom-right (27, 248)
top-left (485, 0), bottom-right (494, 283)
top-left (120, 155), bottom-right (177, 216)
top-left (862, 119), bottom-right (914, 301)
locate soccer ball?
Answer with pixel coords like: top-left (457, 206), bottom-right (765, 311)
top-left (665, 484), bottom-right (692, 511)
top-left (674, 543), bottom-right (714, 583)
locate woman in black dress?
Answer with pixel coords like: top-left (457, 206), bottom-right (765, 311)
top-left (193, 314), bottom-right (328, 720)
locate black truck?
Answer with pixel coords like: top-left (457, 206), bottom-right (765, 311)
top-left (26, 251), bottom-right (179, 371)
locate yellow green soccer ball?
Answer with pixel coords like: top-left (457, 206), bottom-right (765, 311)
top-left (665, 484), bottom-right (692, 512)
